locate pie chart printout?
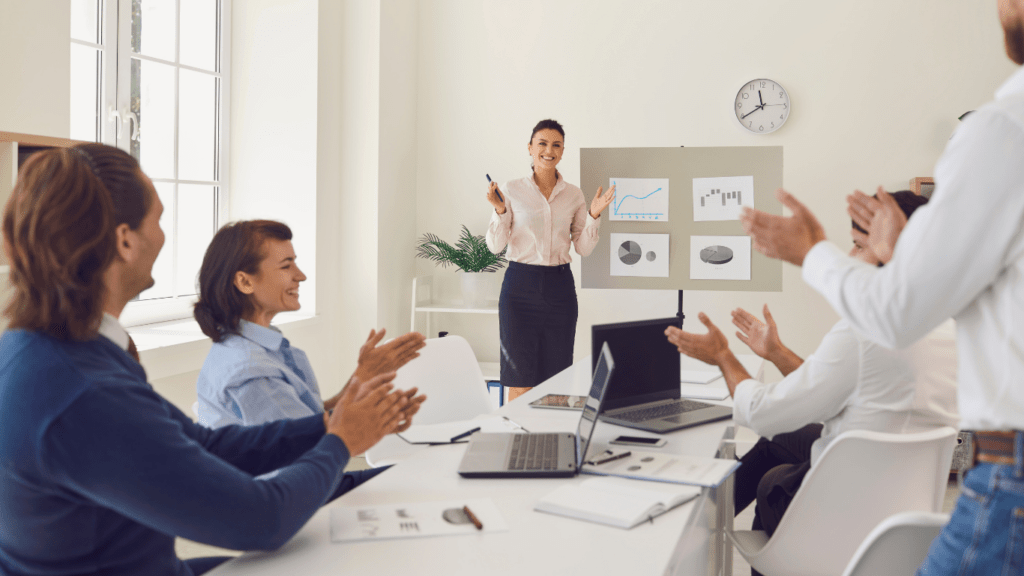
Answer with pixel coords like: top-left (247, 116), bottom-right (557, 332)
top-left (699, 245), bottom-right (733, 265)
top-left (618, 241), bottom-right (642, 265)
top-left (609, 233), bottom-right (670, 277)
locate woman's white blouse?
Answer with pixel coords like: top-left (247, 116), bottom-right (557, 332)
top-left (485, 175), bottom-right (600, 265)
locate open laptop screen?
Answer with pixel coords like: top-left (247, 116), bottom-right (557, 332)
top-left (591, 317), bottom-right (682, 411)
top-left (575, 342), bottom-right (615, 467)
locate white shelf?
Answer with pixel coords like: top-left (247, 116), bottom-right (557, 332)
top-left (413, 301), bottom-right (498, 314)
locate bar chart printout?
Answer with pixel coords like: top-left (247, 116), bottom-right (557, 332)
top-left (609, 178), bottom-right (670, 221)
top-left (692, 176), bottom-right (755, 222)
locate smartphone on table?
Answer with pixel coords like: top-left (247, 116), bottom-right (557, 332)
top-left (609, 435), bottom-right (667, 448)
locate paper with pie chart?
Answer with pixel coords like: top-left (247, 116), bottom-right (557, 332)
top-left (609, 178), bottom-right (670, 221)
top-left (610, 233), bottom-right (670, 278)
top-left (690, 235), bottom-right (751, 280)
top-left (692, 176), bottom-right (754, 222)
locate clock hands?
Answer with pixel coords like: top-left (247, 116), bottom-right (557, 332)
top-left (741, 104), bottom-right (765, 119)
top-left (759, 90), bottom-right (764, 107)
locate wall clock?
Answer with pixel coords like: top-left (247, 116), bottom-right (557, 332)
top-left (735, 79), bottom-right (790, 134)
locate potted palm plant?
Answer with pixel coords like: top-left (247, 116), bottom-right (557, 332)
top-left (415, 225), bottom-right (507, 307)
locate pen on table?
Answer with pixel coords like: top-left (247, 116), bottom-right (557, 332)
top-left (486, 174), bottom-right (503, 203)
top-left (591, 450), bottom-right (631, 466)
top-left (450, 427), bottom-right (481, 443)
top-left (463, 505), bottom-right (484, 530)
top-left (502, 415), bottom-right (530, 433)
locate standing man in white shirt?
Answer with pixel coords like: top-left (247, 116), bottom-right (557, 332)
top-left (739, 2), bottom-right (1024, 572)
top-left (485, 119), bottom-right (615, 402)
top-left (666, 192), bottom-right (957, 570)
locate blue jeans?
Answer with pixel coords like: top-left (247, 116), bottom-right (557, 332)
top-left (917, 441), bottom-right (1024, 575)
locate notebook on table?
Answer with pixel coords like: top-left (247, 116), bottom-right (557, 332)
top-left (456, 342), bottom-right (615, 478)
top-left (592, 317), bottom-right (732, 434)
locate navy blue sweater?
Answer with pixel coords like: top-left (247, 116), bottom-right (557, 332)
top-left (0, 329), bottom-right (350, 575)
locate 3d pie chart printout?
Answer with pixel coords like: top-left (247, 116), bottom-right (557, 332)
top-left (610, 233), bottom-right (670, 277)
top-left (699, 245), bottom-right (733, 265)
top-left (690, 235), bottom-right (751, 281)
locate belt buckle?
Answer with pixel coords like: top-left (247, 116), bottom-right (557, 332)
top-left (957, 431), bottom-right (977, 487)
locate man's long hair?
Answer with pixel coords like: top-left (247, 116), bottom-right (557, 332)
top-left (2, 144), bottom-right (149, 341)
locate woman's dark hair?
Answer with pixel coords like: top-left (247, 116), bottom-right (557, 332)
top-left (3, 143), bottom-right (149, 341)
top-left (851, 190), bottom-right (929, 235)
top-left (194, 220), bottom-right (293, 342)
top-left (529, 119), bottom-right (565, 143)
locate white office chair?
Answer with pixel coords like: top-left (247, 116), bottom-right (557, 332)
top-left (364, 335), bottom-right (492, 467)
top-left (728, 426), bottom-right (957, 576)
top-left (840, 511), bottom-right (949, 576)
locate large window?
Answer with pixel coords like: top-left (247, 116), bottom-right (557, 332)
top-left (71, 0), bottom-right (228, 326)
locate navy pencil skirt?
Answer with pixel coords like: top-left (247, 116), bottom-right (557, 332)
top-left (498, 261), bottom-right (578, 388)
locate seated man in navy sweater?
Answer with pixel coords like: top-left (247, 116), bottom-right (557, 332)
top-left (0, 143), bottom-right (420, 576)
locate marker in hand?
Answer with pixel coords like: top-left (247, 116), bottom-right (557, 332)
top-left (486, 174), bottom-right (503, 203)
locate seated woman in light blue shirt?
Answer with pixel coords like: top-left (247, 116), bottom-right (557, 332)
top-left (193, 219), bottom-right (426, 431)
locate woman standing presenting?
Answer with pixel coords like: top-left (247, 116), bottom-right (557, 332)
top-left (485, 119), bottom-right (615, 401)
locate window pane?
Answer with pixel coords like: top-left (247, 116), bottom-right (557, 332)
top-left (139, 182), bottom-right (176, 300)
top-left (178, 70), bottom-right (216, 181)
top-left (132, 58), bottom-right (176, 179)
top-left (70, 44), bottom-right (100, 142)
top-left (176, 185), bottom-right (215, 296)
top-left (71, 0), bottom-right (100, 43)
top-left (180, 0), bottom-right (217, 72)
top-left (132, 0), bottom-right (176, 61)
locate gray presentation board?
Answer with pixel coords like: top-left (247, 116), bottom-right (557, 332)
top-left (580, 146), bottom-right (783, 292)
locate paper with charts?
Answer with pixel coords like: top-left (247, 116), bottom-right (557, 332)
top-left (690, 235), bottom-right (751, 281)
top-left (329, 498), bottom-right (507, 543)
top-left (610, 233), bottom-right (669, 277)
top-left (692, 176), bottom-right (754, 222)
top-left (609, 178), bottom-right (670, 221)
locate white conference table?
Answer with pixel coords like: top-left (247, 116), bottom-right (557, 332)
top-left (209, 355), bottom-right (763, 576)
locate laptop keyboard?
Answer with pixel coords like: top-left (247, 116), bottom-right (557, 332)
top-left (507, 434), bottom-right (560, 471)
top-left (614, 399), bottom-right (711, 423)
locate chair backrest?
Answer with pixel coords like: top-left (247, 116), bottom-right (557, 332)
top-left (749, 426), bottom-right (957, 576)
top-left (840, 511), bottom-right (949, 576)
top-left (387, 335), bottom-right (493, 425)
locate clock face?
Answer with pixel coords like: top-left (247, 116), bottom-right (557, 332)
top-left (735, 79), bottom-right (790, 134)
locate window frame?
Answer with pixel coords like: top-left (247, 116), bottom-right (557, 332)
top-left (75, 0), bottom-right (231, 328)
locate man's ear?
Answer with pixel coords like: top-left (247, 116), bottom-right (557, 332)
top-left (233, 271), bottom-right (255, 295)
top-left (113, 223), bottom-right (133, 262)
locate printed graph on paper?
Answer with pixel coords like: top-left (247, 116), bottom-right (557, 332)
top-left (609, 178), bottom-right (670, 222)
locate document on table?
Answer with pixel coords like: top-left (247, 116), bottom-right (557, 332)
top-left (329, 498), bottom-right (508, 543)
top-left (582, 450), bottom-right (740, 488)
top-left (397, 417), bottom-right (517, 444)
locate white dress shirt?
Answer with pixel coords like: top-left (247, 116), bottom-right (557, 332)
top-left (733, 319), bottom-right (959, 466)
top-left (802, 65), bottom-right (1024, 432)
top-left (98, 313), bottom-right (130, 352)
top-left (485, 174), bottom-right (600, 265)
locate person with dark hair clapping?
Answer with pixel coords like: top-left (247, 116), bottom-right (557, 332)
top-left (0, 144), bottom-right (412, 575)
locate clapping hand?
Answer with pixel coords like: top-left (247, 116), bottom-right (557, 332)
top-left (740, 189), bottom-right (827, 266)
top-left (732, 305), bottom-right (782, 360)
top-left (847, 187), bottom-right (906, 264)
top-left (664, 312), bottom-right (731, 366)
top-left (589, 185), bottom-right (616, 219)
top-left (352, 329), bottom-right (426, 390)
top-left (325, 372), bottom-right (407, 456)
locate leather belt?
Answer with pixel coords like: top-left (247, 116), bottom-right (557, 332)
top-left (972, 431), bottom-right (1020, 466)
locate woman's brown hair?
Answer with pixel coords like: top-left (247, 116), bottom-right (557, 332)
top-left (194, 220), bottom-right (293, 342)
top-left (2, 143), bottom-right (150, 341)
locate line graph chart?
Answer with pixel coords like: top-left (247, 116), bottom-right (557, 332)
top-left (609, 178), bottom-right (670, 222)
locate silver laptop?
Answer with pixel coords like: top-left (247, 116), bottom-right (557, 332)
top-left (593, 317), bottom-right (732, 434)
top-left (457, 342), bottom-right (615, 478)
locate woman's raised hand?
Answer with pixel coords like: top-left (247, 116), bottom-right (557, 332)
top-left (487, 181), bottom-right (506, 214)
top-left (589, 184), bottom-right (616, 219)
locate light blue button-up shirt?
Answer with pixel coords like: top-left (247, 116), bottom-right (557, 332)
top-left (197, 320), bottom-right (323, 428)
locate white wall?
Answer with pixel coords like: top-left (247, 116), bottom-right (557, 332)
top-left (412, 0), bottom-right (1018, 370)
top-left (0, 0), bottom-right (70, 138)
